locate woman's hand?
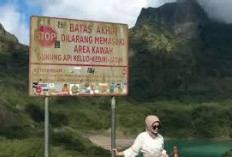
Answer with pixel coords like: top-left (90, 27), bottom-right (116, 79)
top-left (162, 154), bottom-right (169, 157)
top-left (162, 150), bottom-right (169, 157)
top-left (112, 149), bottom-right (124, 156)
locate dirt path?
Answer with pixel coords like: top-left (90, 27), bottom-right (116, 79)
top-left (88, 135), bottom-right (134, 150)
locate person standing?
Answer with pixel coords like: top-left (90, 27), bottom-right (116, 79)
top-left (114, 115), bottom-right (169, 157)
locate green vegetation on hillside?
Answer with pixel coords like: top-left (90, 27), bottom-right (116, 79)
top-left (129, 5), bottom-right (232, 100)
top-left (0, 46), bottom-right (232, 156)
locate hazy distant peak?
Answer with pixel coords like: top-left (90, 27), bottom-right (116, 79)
top-left (135, 0), bottom-right (209, 27)
top-left (177, 0), bottom-right (196, 3)
top-left (0, 23), bottom-right (5, 35)
top-left (0, 22), bottom-right (18, 43)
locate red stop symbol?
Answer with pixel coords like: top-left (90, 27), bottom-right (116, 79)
top-left (36, 86), bottom-right (42, 94)
top-left (34, 25), bottom-right (57, 47)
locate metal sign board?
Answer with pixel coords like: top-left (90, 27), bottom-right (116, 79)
top-left (29, 16), bottom-right (128, 96)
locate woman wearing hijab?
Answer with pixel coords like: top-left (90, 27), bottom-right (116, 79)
top-left (114, 115), bottom-right (169, 157)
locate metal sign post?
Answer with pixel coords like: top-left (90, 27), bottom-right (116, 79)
top-left (45, 96), bottom-right (49, 157)
top-left (111, 96), bottom-right (116, 157)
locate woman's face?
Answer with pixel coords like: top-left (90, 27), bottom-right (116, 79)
top-left (151, 122), bottom-right (161, 135)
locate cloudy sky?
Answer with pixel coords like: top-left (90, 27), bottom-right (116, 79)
top-left (0, 0), bottom-right (231, 45)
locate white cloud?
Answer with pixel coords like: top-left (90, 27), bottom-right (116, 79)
top-left (147, 0), bottom-right (176, 7)
top-left (28, 0), bottom-right (180, 29)
top-left (34, 0), bottom-right (232, 27)
top-left (0, 4), bottom-right (28, 45)
top-left (27, 0), bottom-right (150, 28)
top-left (197, 0), bottom-right (232, 23)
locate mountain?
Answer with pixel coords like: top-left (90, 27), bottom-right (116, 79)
top-left (136, 0), bottom-right (209, 27)
top-left (0, 23), bottom-right (29, 136)
top-left (0, 23), bottom-right (28, 54)
top-left (0, 23), bottom-right (18, 42)
top-left (129, 0), bottom-right (232, 99)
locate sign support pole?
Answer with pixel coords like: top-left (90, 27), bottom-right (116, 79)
top-left (111, 96), bottom-right (116, 157)
top-left (45, 96), bottom-right (49, 157)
